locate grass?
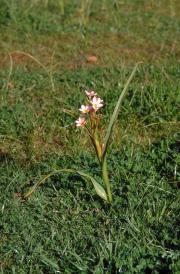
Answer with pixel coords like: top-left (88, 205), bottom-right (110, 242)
top-left (0, 0), bottom-right (179, 273)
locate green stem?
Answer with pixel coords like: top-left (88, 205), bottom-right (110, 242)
top-left (94, 138), bottom-right (102, 162)
top-left (102, 156), bottom-right (112, 203)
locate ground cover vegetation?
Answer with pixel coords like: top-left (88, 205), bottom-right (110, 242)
top-left (0, 0), bottom-right (179, 273)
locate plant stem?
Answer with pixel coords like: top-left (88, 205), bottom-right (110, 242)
top-left (94, 138), bottom-right (102, 162)
top-left (102, 156), bottom-right (112, 203)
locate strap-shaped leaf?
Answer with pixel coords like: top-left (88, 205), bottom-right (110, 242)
top-left (102, 63), bottom-right (140, 159)
top-left (77, 171), bottom-right (108, 201)
top-left (24, 172), bottom-right (55, 198)
top-left (24, 169), bottom-right (107, 201)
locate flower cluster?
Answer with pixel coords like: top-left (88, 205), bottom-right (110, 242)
top-left (75, 90), bottom-right (104, 127)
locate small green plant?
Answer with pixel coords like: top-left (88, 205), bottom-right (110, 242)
top-left (24, 64), bottom-right (140, 203)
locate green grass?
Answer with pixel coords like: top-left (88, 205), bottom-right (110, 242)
top-left (0, 0), bottom-right (179, 273)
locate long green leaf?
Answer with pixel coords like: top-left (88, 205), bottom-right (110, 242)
top-left (24, 169), bottom-right (107, 201)
top-left (77, 171), bottom-right (108, 201)
top-left (102, 63), bottom-right (140, 159)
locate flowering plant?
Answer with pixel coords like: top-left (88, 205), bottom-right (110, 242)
top-left (24, 64), bottom-right (139, 203)
top-left (74, 91), bottom-right (113, 202)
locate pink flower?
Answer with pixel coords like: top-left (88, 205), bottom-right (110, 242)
top-left (75, 117), bottom-right (86, 127)
top-left (85, 90), bottom-right (97, 97)
top-left (91, 97), bottom-right (104, 111)
top-left (79, 105), bottom-right (91, 113)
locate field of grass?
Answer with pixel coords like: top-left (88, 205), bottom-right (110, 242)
top-left (0, 0), bottom-right (179, 273)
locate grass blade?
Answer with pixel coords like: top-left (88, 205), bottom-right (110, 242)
top-left (40, 255), bottom-right (59, 270)
top-left (102, 63), bottom-right (141, 159)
